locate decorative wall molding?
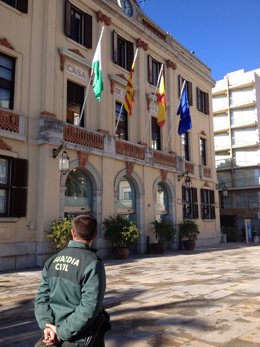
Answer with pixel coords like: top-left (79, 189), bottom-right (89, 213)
top-left (126, 162), bottom-right (134, 175)
top-left (161, 169), bottom-right (168, 181)
top-left (0, 37), bottom-right (15, 50)
top-left (0, 139), bottom-right (12, 151)
top-left (136, 38), bottom-right (148, 51)
top-left (96, 10), bottom-right (111, 26)
top-left (166, 59), bottom-right (177, 70)
top-left (78, 151), bottom-right (89, 167)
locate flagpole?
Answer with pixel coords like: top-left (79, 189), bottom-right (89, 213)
top-left (79, 26), bottom-right (105, 125)
top-left (164, 80), bottom-right (187, 150)
top-left (114, 48), bottom-right (139, 135)
top-left (141, 63), bottom-right (164, 144)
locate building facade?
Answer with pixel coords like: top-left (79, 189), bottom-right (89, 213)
top-left (0, 0), bottom-right (219, 271)
top-left (213, 69), bottom-right (260, 240)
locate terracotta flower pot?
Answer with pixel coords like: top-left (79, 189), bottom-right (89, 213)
top-left (182, 240), bottom-right (196, 250)
top-left (151, 242), bottom-right (167, 254)
top-left (112, 247), bottom-right (129, 259)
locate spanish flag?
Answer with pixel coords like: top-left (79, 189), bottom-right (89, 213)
top-left (123, 63), bottom-right (135, 116)
top-left (157, 74), bottom-right (166, 127)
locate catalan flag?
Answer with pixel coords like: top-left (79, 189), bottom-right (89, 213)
top-left (123, 63), bottom-right (135, 116)
top-left (157, 74), bottom-right (166, 127)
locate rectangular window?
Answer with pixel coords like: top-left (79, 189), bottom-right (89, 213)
top-left (200, 137), bottom-right (207, 166)
top-left (201, 189), bottom-right (215, 219)
top-left (0, 156), bottom-right (28, 217)
top-left (115, 102), bottom-right (128, 140)
top-left (148, 55), bottom-right (161, 86)
top-left (182, 186), bottom-right (198, 219)
top-left (0, 53), bottom-right (15, 110)
top-left (178, 75), bottom-right (193, 105)
top-left (112, 31), bottom-right (134, 71)
top-left (67, 81), bottom-right (84, 127)
top-left (182, 132), bottom-right (190, 161)
top-left (64, 0), bottom-right (92, 48)
top-left (1, 0), bottom-right (28, 12)
top-left (197, 87), bottom-right (209, 114)
top-left (151, 116), bottom-right (161, 150)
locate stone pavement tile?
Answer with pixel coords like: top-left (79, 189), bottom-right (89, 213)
top-left (239, 328), bottom-right (260, 344)
top-left (181, 341), bottom-right (216, 347)
top-left (201, 320), bottom-right (260, 344)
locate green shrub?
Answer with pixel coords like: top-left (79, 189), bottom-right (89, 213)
top-left (151, 219), bottom-right (176, 243)
top-left (103, 215), bottom-right (140, 248)
top-left (47, 217), bottom-right (73, 250)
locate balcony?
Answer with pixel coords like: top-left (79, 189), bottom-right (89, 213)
top-left (0, 108), bottom-right (25, 140)
top-left (39, 115), bottom-right (181, 171)
top-left (115, 139), bottom-right (145, 160)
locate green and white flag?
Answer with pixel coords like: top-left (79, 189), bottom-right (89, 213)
top-left (92, 36), bottom-right (103, 101)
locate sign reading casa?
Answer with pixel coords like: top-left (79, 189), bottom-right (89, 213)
top-left (66, 63), bottom-right (87, 81)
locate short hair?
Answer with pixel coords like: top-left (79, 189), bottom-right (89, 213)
top-left (72, 214), bottom-right (97, 241)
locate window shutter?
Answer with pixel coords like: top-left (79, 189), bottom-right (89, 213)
top-left (126, 41), bottom-right (134, 71)
top-left (10, 188), bottom-right (27, 217)
top-left (187, 81), bottom-right (193, 106)
top-left (205, 92), bottom-right (209, 115)
top-left (112, 31), bottom-right (118, 64)
top-left (210, 190), bottom-right (215, 204)
top-left (178, 75), bottom-right (181, 96)
top-left (11, 158), bottom-right (28, 188)
top-left (64, 0), bottom-right (72, 38)
top-left (193, 188), bottom-right (198, 203)
top-left (194, 204), bottom-right (199, 219)
top-left (84, 13), bottom-right (92, 48)
top-left (17, 0), bottom-right (28, 13)
top-left (147, 55), bottom-right (153, 84)
top-left (196, 87), bottom-right (200, 111)
top-left (200, 189), bottom-right (205, 204)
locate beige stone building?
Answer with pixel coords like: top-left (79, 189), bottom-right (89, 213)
top-left (0, 0), bottom-right (220, 271)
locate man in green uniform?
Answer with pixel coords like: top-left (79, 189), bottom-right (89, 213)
top-left (34, 214), bottom-right (109, 346)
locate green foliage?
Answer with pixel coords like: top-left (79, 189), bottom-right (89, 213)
top-left (225, 226), bottom-right (237, 242)
top-left (103, 215), bottom-right (140, 248)
top-left (47, 217), bottom-right (73, 250)
top-left (179, 219), bottom-right (200, 241)
top-left (151, 219), bottom-right (176, 243)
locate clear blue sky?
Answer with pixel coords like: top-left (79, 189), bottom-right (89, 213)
top-left (141, 0), bottom-right (260, 81)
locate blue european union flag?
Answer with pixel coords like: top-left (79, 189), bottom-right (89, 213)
top-left (177, 86), bottom-right (192, 135)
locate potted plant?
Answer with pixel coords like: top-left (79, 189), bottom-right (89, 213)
top-left (179, 219), bottom-right (200, 250)
top-left (151, 219), bottom-right (176, 254)
top-left (47, 217), bottom-right (73, 250)
top-left (103, 215), bottom-right (140, 259)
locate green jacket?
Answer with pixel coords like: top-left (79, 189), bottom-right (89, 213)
top-left (34, 241), bottom-right (106, 341)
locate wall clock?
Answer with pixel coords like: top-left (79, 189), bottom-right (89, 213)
top-left (117, 0), bottom-right (134, 17)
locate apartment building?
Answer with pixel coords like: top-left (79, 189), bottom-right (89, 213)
top-left (213, 69), bottom-right (260, 239)
top-left (0, 0), bottom-right (219, 271)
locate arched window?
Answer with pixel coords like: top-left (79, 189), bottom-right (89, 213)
top-left (116, 176), bottom-right (136, 216)
top-left (156, 183), bottom-right (168, 220)
top-left (64, 168), bottom-right (92, 213)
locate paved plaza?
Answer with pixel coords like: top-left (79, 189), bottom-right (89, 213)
top-left (1, 243), bottom-right (260, 346)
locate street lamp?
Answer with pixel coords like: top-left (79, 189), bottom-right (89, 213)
top-left (53, 144), bottom-right (70, 175)
top-left (216, 182), bottom-right (228, 208)
top-left (178, 171), bottom-right (192, 189)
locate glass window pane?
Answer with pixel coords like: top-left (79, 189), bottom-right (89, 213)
top-left (65, 168), bottom-right (92, 211)
top-left (0, 189), bottom-right (7, 213)
top-left (117, 177), bottom-right (135, 210)
top-left (0, 158), bottom-right (8, 184)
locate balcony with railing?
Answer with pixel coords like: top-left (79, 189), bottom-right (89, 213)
top-left (0, 108), bottom-right (25, 140)
top-left (39, 115), bottom-right (182, 171)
